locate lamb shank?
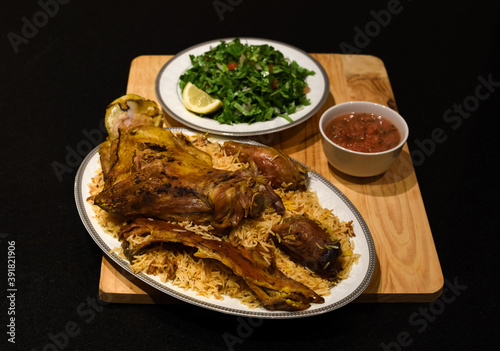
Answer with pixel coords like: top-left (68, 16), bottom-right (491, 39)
top-left (119, 217), bottom-right (324, 311)
top-left (94, 98), bottom-right (285, 232)
top-left (222, 141), bottom-right (308, 191)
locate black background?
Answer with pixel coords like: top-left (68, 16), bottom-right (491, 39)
top-left (1, 0), bottom-right (499, 350)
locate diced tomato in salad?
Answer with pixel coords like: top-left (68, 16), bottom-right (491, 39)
top-left (227, 62), bottom-right (238, 71)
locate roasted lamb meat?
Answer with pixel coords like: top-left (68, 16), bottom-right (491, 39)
top-left (94, 125), bottom-right (284, 232)
top-left (222, 141), bottom-right (308, 191)
top-left (119, 218), bottom-right (324, 311)
top-left (272, 215), bottom-right (343, 280)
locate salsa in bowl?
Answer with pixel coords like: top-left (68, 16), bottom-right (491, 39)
top-left (319, 101), bottom-right (409, 177)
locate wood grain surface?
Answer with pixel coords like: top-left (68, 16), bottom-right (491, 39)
top-left (98, 54), bottom-right (443, 303)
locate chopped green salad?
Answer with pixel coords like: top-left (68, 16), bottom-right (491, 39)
top-left (179, 38), bottom-right (316, 125)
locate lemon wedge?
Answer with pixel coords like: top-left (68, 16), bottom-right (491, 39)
top-left (182, 82), bottom-right (223, 114)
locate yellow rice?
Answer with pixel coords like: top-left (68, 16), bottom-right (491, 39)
top-left (87, 133), bottom-right (359, 309)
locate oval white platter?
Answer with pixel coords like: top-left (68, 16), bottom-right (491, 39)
top-left (74, 128), bottom-right (376, 319)
top-left (155, 38), bottom-right (330, 136)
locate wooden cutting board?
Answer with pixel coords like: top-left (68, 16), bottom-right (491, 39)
top-left (98, 54), bottom-right (443, 304)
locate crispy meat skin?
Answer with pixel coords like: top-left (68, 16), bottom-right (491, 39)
top-left (222, 141), bottom-right (308, 190)
top-left (272, 215), bottom-right (343, 281)
top-left (94, 126), bottom-right (284, 232)
top-left (120, 218), bottom-right (324, 311)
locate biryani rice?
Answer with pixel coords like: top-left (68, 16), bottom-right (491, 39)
top-left (87, 132), bottom-right (359, 309)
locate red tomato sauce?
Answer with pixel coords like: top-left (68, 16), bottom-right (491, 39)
top-left (324, 112), bottom-right (401, 153)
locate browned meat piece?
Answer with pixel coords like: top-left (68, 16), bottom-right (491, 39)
top-left (272, 215), bottom-right (343, 281)
top-left (222, 141), bottom-right (308, 191)
top-left (99, 138), bottom-right (119, 176)
top-left (119, 218), bottom-right (324, 311)
top-left (94, 126), bottom-right (284, 232)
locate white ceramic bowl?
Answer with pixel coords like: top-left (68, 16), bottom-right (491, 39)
top-left (319, 101), bottom-right (409, 177)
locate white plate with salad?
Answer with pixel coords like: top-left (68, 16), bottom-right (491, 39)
top-left (155, 38), bottom-right (329, 136)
